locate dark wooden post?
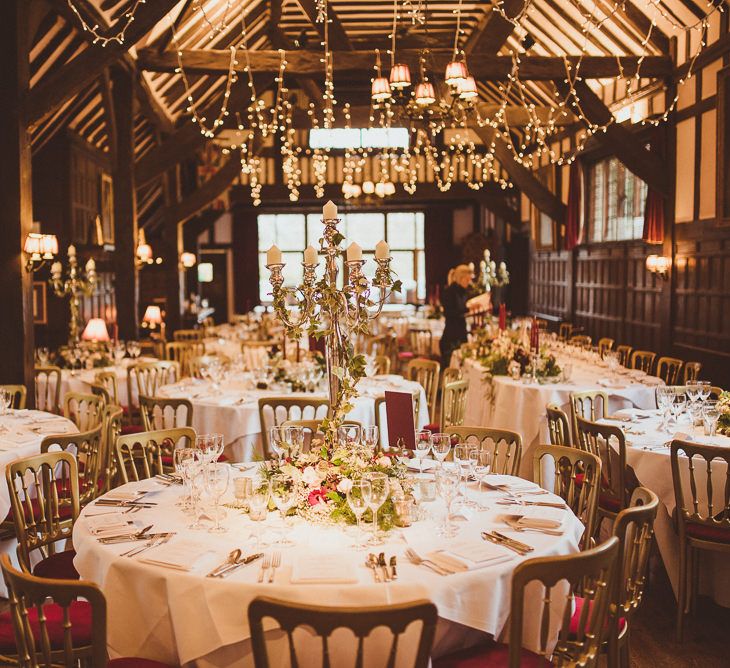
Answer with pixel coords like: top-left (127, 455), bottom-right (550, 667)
top-left (0, 1), bottom-right (35, 402)
top-left (162, 166), bottom-right (183, 332)
top-left (110, 65), bottom-right (139, 339)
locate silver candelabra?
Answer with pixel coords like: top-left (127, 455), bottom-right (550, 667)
top-left (266, 201), bottom-right (399, 430)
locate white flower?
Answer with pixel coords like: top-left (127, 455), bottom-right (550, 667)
top-left (337, 478), bottom-right (353, 494)
top-left (377, 455), bottom-right (391, 468)
top-left (301, 466), bottom-right (323, 487)
top-left (280, 463), bottom-right (302, 482)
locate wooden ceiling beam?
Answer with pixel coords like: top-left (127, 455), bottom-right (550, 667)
top-left (472, 125), bottom-right (567, 222)
top-left (553, 78), bottom-right (670, 196)
top-left (464, 0), bottom-right (525, 55)
top-left (619, 1), bottom-right (670, 54)
top-left (294, 0), bottom-right (353, 51)
top-left (27, 0), bottom-right (178, 129)
top-left (137, 49), bottom-right (672, 80)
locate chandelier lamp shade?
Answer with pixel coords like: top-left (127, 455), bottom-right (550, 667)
top-left (136, 229), bottom-right (153, 266)
top-left (445, 60), bottom-right (469, 86)
top-left (81, 318), bottom-right (110, 343)
top-left (414, 81), bottom-right (436, 106)
top-left (24, 222), bottom-right (58, 272)
top-left (371, 76), bottom-right (392, 101)
top-left (389, 63), bottom-right (412, 89)
top-left (456, 76), bottom-right (478, 99)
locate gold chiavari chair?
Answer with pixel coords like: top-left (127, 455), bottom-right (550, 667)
top-left (99, 405), bottom-right (123, 495)
top-left (558, 322), bottom-right (573, 341)
top-left (445, 426), bottom-right (522, 476)
top-left (241, 340), bottom-right (277, 370)
top-left (249, 596), bottom-right (437, 668)
top-left (598, 337), bottom-right (615, 356)
top-left (616, 344), bottom-right (633, 367)
top-left (40, 425), bottom-right (104, 508)
top-left (656, 356), bottom-right (684, 385)
top-left (0, 384), bottom-right (26, 409)
top-left (630, 350), bottom-right (656, 374)
top-left (139, 395), bottom-right (193, 432)
top-left (546, 403), bottom-right (572, 446)
top-left (709, 385), bottom-right (724, 400)
top-left (34, 366), bottom-right (62, 414)
top-left (126, 361), bottom-right (180, 416)
top-left (570, 390), bottom-right (610, 443)
top-left (405, 359), bottom-right (440, 422)
top-left (575, 416), bottom-right (631, 532)
top-left (165, 341), bottom-right (204, 377)
top-left (0, 554), bottom-right (174, 668)
top-left (258, 398), bottom-right (330, 459)
top-left (189, 354), bottom-right (226, 379)
top-left (670, 440), bottom-right (730, 640)
top-left (438, 380), bottom-right (468, 432)
top-left (63, 392), bottom-right (105, 432)
top-left (372, 354), bottom-right (391, 375)
top-left (114, 427), bottom-right (196, 484)
top-left (440, 366), bottom-right (462, 390)
top-left (173, 328), bottom-right (203, 342)
top-left (570, 334), bottom-right (593, 348)
top-left (408, 328), bottom-right (435, 359)
top-left (90, 382), bottom-right (111, 406)
top-left (94, 370), bottom-right (121, 406)
top-left (435, 537), bottom-right (620, 668)
top-left (605, 487), bottom-right (659, 668)
top-left (532, 444), bottom-right (601, 551)
top-left (682, 361), bottom-right (702, 383)
top-left (5, 451), bottom-right (79, 579)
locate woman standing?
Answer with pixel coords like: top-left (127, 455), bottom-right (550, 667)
top-left (440, 264), bottom-right (473, 367)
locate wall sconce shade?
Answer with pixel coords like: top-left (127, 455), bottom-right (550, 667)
top-left (143, 305), bottom-right (163, 326)
top-left (81, 318), bottom-right (110, 342)
top-left (24, 222), bottom-right (58, 272)
top-left (646, 254), bottom-right (671, 280)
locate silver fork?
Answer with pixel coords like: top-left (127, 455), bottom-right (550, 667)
top-left (268, 551), bottom-right (281, 583)
top-left (404, 548), bottom-right (450, 575)
top-left (258, 553), bottom-right (271, 583)
top-left (123, 533), bottom-right (171, 558)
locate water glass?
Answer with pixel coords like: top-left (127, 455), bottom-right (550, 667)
top-left (249, 480), bottom-right (271, 547)
top-left (271, 474), bottom-right (298, 546)
top-left (430, 433), bottom-right (451, 467)
top-left (173, 447), bottom-right (197, 508)
top-left (234, 477), bottom-right (253, 506)
top-left (411, 476), bottom-right (437, 520)
top-left (204, 463), bottom-right (230, 533)
top-left (337, 425), bottom-right (362, 449)
top-left (671, 391), bottom-right (687, 425)
top-left (363, 472), bottom-right (390, 545)
top-left (196, 434), bottom-right (224, 464)
top-left (0, 389), bottom-right (11, 416)
top-left (269, 426), bottom-right (303, 460)
top-left (362, 426), bottom-right (379, 453)
top-left (435, 469), bottom-right (460, 537)
top-left (656, 387), bottom-right (674, 431)
top-left (36, 347), bottom-right (50, 365)
top-left (696, 381), bottom-right (712, 403)
top-left (186, 453), bottom-right (207, 530)
top-left (703, 401), bottom-right (720, 436)
top-left (346, 479), bottom-right (371, 548)
top-left (414, 429), bottom-right (432, 474)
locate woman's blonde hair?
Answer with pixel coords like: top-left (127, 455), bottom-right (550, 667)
top-left (448, 264), bottom-right (473, 285)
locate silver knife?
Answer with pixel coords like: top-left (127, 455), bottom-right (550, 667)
top-left (214, 553), bottom-right (264, 578)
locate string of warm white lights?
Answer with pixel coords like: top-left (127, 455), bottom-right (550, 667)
top-left (195, 0), bottom-right (235, 37)
top-left (65, 0), bottom-right (146, 46)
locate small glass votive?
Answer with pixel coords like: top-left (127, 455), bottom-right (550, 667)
top-left (234, 477), bottom-right (253, 502)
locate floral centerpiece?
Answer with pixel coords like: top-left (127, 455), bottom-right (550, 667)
top-left (260, 444), bottom-right (411, 530)
top-left (716, 391), bottom-right (730, 435)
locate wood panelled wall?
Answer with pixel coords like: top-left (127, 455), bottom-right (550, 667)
top-left (528, 27), bottom-right (730, 386)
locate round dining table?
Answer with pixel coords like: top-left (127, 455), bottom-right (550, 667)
top-left (157, 374), bottom-right (430, 461)
top-left (73, 470), bottom-right (583, 667)
top-left (459, 353), bottom-right (661, 478)
top-left (599, 407), bottom-right (730, 607)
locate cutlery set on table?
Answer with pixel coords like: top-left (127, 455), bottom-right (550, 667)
top-left (206, 548), bottom-right (264, 578)
top-left (365, 552), bottom-right (397, 582)
top-left (481, 531), bottom-right (534, 556)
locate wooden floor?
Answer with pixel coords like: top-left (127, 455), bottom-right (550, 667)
top-left (626, 559), bottom-right (729, 667)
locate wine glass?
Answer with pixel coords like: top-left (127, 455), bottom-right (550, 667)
top-left (337, 425), bottom-right (362, 449)
top-left (173, 447), bottom-right (196, 508)
top-left (430, 433), bottom-right (451, 468)
top-left (703, 401), bottom-right (720, 436)
top-left (204, 463), bottom-right (230, 533)
top-left (414, 429), bottom-right (432, 474)
top-left (474, 449), bottom-right (492, 491)
top-left (435, 469), bottom-right (460, 537)
top-left (269, 426), bottom-right (302, 460)
top-left (36, 346), bottom-right (50, 366)
top-left (270, 474), bottom-right (298, 546)
top-left (346, 479), bottom-right (371, 548)
top-left (361, 426), bottom-right (379, 455)
top-left (112, 341), bottom-right (126, 364)
top-left (697, 381), bottom-right (712, 405)
top-left (671, 390), bottom-right (687, 426)
top-left (195, 434), bottom-right (219, 464)
top-left (656, 387), bottom-right (674, 431)
top-left (186, 451), bottom-right (207, 530)
top-left (363, 472), bottom-right (390, 545)
top-left (249, 480), bottom-right (271, 548)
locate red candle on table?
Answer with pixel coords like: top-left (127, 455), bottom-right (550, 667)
top-left (499, 304), bottom-right (506, 331)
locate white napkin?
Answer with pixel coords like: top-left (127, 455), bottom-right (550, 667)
top-left (514, 506), bottom-right (565, 530)
top-left (480, 475), bottom-right (536, 493)
top-left (290, 557), bottom-right (358, 584)
top-left (101, 490), bottom-right (147, 503)
top-left (428, 540), bottom-right (513, 572)
top-left (613, 408), bottom-right (655, 420)
top-left (138, 540), bottom-right (211, 571)
top-left (403, 457), bottom-right (437, 472)
top-left (86, 516), bottom-right (138, 537)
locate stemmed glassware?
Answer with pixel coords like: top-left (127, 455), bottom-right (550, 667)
top-left (173, 447), bottom-right (196, 508)
top-left (36, 347), bottom-right (50, 365)
top-left (0, 389), bottom-right (11, 416)
top-left (204, 463), bottom-right (230, 533)
top-left (671, 390), bottom-right (687, 426)
top-left (435, 469), bottom-right (460, 537)
top-left (196, 433), bottom-right (224, 464)
top-left (474, 449), bottom-right (492, 491)
top-left (270, 474), bottom-right (298, 546)
top-left (363, 472), bottom-right (390, 546)
top-left (697, 381), bottom-right (712, 406)
top-left (346, 479), bottom-right (371, 548)
top-left (186, 451), bottom-right (207, 530)
top-left (269, 426), bottom-right (303, 460)
top-left (656, 387), bottom-right (674, 431)
top-left (703, 400), bottom-right (720, 436)
top-left (414, 429), bottom-right (432, 474)
top-left (112, 341), bottom-right (126, 364)
top-left (361, 426), bottom-right (379, 456)
top-left (337, 425), bottom-right (362, 450)
top-left (249, 480), bottom-right (271, 548)
top-left (430, 433), bottom-right (451, 468)
top-left (411, 476), bottom-right (437, 520)
top-left (126, 341), bottom-right (141, 360)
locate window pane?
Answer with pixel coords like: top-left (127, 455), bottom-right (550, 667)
top-left (416, 250), bottom-right (425, 300)
top-left (258, 214), bottom-right (277, 251)
top-left (281, 252), bottom-right (304, 286)
top-left (415, 212), bottom-right (425, 250)
top-left (307, 213), bottom-right (324, 247)
top-left (387, 212), bottom-right (416, 249)
top-left (275, 214), bottom-right (306, 250)
top-left (345, 213), bottom-right (385, 250)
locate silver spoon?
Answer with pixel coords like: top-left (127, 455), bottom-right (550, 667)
top-left (206, 549), bottom-right (242, 578)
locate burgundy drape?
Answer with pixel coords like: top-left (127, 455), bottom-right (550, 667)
top-left (642, 188), bottom-right (665, 244)
top-left (564, 161), bottom-right (582, 250)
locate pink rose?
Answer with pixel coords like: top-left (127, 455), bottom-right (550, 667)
top-left (307, 488), bottom-right (327, 506)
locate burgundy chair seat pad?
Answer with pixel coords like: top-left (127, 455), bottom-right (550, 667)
top-left (0, 600), bottom-right (92, 652)
top-left (32, 549), bottom-right (79, 580)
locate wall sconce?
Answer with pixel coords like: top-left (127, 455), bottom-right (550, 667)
top-left (24, 222), bottom-right (58, 272)
top-left (180, 252), bottom-right (197, 268)
top-left (136, 230), bottom-right (153, 267)
top-left (81, 318), bottom-right (110, 343)
top-left (646, 254), bottom-right (670, 280)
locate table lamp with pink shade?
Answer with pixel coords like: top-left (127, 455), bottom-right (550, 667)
top-left (143, 305), bottom-right (165, 340)
top-left (81, 318), bottom-right (110, 342)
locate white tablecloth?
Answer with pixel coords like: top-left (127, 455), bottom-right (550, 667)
top-left (600, 410), bottom-right (730, 607)
top-left (0, 410), bottom-right (78, 520)
top-left (73, 475), bottom-right (583, 666)
top-left (460, 357), bottom-right (660, 478)
top-left (158, 375), bottom-right (429, 461)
